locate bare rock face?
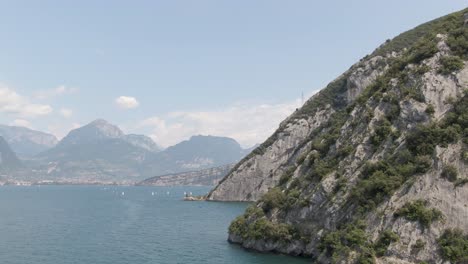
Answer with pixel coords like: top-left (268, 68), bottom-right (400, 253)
top-left (137, 164), bottom-right (234, 186)
top-left (209, 8), bottom-right (468, 264)
top-left (0, 125), bottom-right (58, 157)
top-left (208, 108), bottom-right (335, 201)
top-left (208, 56), bottom-right (389, 202)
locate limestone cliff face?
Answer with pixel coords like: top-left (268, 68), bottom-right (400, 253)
top-left (209, 9), bottom-right (468, 264)
top-left (208, 55), bottom-right (389, 202)
top-left (137, 164), bottom-right (234, 186)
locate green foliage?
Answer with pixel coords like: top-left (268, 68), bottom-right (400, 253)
top-left (319, 221), bottom-right (370, 257)
top-left (437, 229), bottom-right (468, 263)
top-left (412, 239), bottom-right (426, 253)
top-left (463, 151), bottom-right (468, 162)
top-left (356, 248), bottom-right (376, 264)
top-left (370, 118), bottom-right (393, 146)
top-left (401, 85), bottom-right (425, 102)
top-left (247, 218), bottom-right (294, 241)
top-left (319, 221), bottom-right (403, 263)
top-left (229, 215), bottom-right (247, 236)
top-left (394, 200), bottom-right (443, 228)
top-left (229, 205), bottom-right (296, 243)
top-left (337, 144), bottom-right (354, 158)
top-left (308, 159), bottom-right (336, 180)
top-left (407, 37), bottom-right (438, 64)
top-left (438, 56), bottom-right (464, 75)
top-left (454, 178), bottom-right (468, 187)
top-left (406, 123), bottom-right (460, 156)
top-left (351, 161), bottom-right (404, 211)
top-left (296, 153), bottom-right (307, 165)
top-left (245, 205), bottom-right (265, 218)
top-left (284, 188), bottom-right (301, 208)
top-left (441, 164), bottom-right (458, 182)
top-left (446, 27), bottom-right (468, 59)
top-left (374, 230), bottom-right (399, 256)
top-left (334, 175), bottom-right (348, 193)
top-left (372, 8), bottom-right (467, 57)
top-left (295, 75), bottom-right (349, 119)
top-left (425, 104), bottom-right (435, 115)
top-left (261, 188), bottom-right (286, 212)
top-left (279, 167), bottom-right (295, 186)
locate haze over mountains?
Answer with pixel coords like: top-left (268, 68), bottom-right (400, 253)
top-left (0, 136), bottom-right (22, 169)
top-left (0, 119), bottom-right (254, 184)
top-left (0, 125), bottom-right (58, 158)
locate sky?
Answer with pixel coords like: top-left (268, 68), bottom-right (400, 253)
top-left (0, 1), bottom-right (466, 148)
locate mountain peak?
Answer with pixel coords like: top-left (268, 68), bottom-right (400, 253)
top-left (57, 119), bottom-right (124, 147)
top-left (83, 119), bottom-right (124, 138)
top-left (89, 118), bottom-right (110, 125)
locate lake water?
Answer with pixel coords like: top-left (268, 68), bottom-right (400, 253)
top-left (0, 185), bottom-right (310, 264)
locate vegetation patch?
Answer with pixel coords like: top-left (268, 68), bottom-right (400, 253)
top-left (412, 239), bottom-right (426, 253)
top-left (425, 104), bottom-right (435, 115)
top-left (319, 223), bottom-right (399, 263)
top-left (437, 229), bottom-right (468, 263)
top-left (260, 188), bottom-right (287, 212)
top-left (438, 55), bottom-right (464, 75)
top-left (394, 200), bottom-right (443, 228)
top-left (370, 118), bottom-right (393, 147)
top-left (279, 166), bottom-right (295, 186)
top-left (374, 230), bottom-right (399, 256)
top-left (319, 221), bottom-right (375, 263)
top-left (441, 164), bottom-right (458, 182)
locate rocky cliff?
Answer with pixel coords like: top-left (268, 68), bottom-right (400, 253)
top-left (137, 164), bottom-right (234, 186)
top-left (208, 9), bottom-right (468, 263)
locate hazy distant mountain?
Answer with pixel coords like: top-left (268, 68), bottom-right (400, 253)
top-left (55, 119), bottom-right (124, 148)
top-left (123, 134), bottom-right (161, 152)
top-left (0, 125), bottom-right (58, 158)
top-left (142, 135), bottom-right (247, 175)
top-left (5, 119), bottom-right (248, 183)
top-left (0, 136), bottom-right (22, 169)
top-left (39, 119), bottom-right (155, 166)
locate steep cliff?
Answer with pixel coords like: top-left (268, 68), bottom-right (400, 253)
top-left (209, 9), bottom-right (468, 263)
top-left (137, 164), bottom-right (234, 186)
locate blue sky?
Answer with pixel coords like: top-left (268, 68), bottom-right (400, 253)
top-left (0, 1), bottom-right (466, 147)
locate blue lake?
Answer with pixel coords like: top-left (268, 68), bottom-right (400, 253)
top-left (0, 185), bottom-right (310, 264)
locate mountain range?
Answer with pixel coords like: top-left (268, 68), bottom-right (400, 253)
top-left (0, 119), bottom-right (253, 184)
top-left (0, 125), bottom-right (58, 158)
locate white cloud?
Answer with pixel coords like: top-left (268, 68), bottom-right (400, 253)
top-left (10, 119), bottom-right (32, 129)
top-left (138, 99), bottom-right (303, 148)
top-left (115, 96), bottom-right (139, 109)
top-left (0, 85), bottom-right (53, 117)
top-left (59, 108), bottom-right (73, 118)
top-left (34, 85), bottom-right (78, 100)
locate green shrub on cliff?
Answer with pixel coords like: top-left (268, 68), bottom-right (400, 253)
top-left (437, 229), bottom-right (468, 263)
top-left (374, 230), bottom-right (399, 256)
top-left (261, 188), bottom-right (286, 212)
top-left (394, 200), bottom-right (443, 228)
top-left (441, 164), bottom-right (458, 182)
top-left (438, 56), bottom-right (464, 75)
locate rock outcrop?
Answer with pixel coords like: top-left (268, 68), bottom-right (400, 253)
top-left (137, 164), bottom-right (234, 186)
top-left (209, 8), bottom-right (468, 264)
